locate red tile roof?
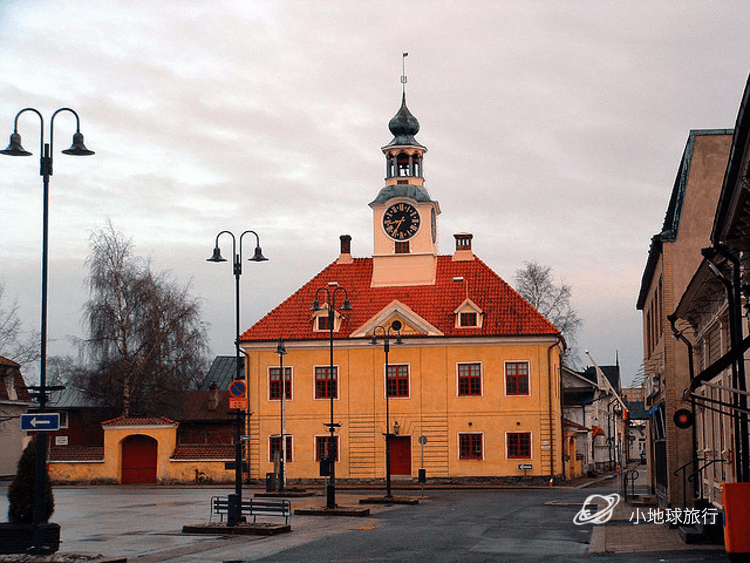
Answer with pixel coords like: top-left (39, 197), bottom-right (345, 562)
top-left (101, 416), bottom-right (177, 427)
top-left (48, 446), bottom-right (105, 462)
top-left (170, 444), bottom-right (234, 460)
top-left (241, 255), bottom-right (559, 342)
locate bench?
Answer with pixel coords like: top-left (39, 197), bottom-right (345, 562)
top-left (210, 496), bottom-right (292, 525)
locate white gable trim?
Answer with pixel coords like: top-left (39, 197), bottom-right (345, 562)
top-left (350, 300), bottom-right (444, 338)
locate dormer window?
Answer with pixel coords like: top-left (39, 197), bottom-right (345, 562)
top-left (459, 312), bottom-right (477, 327)
top-left (454, 298), bottom-right (484, 329)
top-left (312, 304), bottom-right (343, 333)
top-left (318, 316), bottom-right (331, 331)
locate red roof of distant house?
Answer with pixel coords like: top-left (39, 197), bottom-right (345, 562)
top-left (48, 446), bottom-right (105, 462)
top-left (0, 355), bottom-right (20, 368)
top-left (170, 444), bottom-right (234, 460)
top-left (241, 256), bottom-right (559, 342)
top-left (0, 354), bottom-right (32, 402)
top-left (101, 416), bottom-right (177, 427)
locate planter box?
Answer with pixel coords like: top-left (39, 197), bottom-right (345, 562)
top-left (0, 522), bottom-right (61, 554)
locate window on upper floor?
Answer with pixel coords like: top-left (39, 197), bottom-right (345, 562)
top-left (315, 366), bottom-right (338, 399)
top-left (387, 364), bottom-right (409, 398)
top-left (457, 363), bottom-right (482, 396)
top-left (269, 367), bottom-right (292, 401)
top-left (505, 361), bottom-right (529, 396)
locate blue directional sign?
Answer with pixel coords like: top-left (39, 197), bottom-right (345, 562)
top-left (518, 463), bottom-right (533, 471)
top-left (20, 413), bottom-right (60, 432)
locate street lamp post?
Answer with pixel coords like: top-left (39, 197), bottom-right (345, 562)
top-left (369, 321), bottom-right (402, 499)
top-left (207, 230), bottom-right (267, 526)
top-left (311, 285), bottom-right (352, 509)
top-left (276, 337), bottom-right (288, 491)
top-left (1, 108), bottom-right (94, 550)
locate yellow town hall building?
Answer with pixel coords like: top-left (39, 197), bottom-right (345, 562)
top-left (240, 90), bottom-right (564, 483)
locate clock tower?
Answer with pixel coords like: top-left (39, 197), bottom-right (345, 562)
top-left (370, 91), bottom-right (441, 287)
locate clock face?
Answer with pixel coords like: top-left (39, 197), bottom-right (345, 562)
top-left (383, 203), bottom-right (421, 240)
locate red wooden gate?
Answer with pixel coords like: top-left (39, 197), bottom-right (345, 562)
top-left (388, 436), bottom-right (412, 475)
top-left (121, 435), bottom-right (157, 484)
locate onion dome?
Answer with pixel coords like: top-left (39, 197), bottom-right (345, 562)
top-left (384, 93), bottom-right (425, 149)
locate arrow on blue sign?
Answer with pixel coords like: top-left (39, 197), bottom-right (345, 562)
top-left (20, 413), bottom-right (60, 431)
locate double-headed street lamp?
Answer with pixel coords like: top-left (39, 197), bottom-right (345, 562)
top-left (1, 107), bottom-right (94, 549)
top-left (207, 230), bottom-right (267, 526)
top-left (311, 285), bottom-right (352, 509)
top-left (370, 321), bottom-right (402, 499)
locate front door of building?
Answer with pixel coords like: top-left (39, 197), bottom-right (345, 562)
top-left (388, 435), bottom-right (411, 475)
top-left (121, 434), bottom-right (157, 484)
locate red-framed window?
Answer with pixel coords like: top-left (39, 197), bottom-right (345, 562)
top-left (269, 435), bottom-right (293, 462)
top-left (395, 241), bottom-right (410, 254)
top-left (505, 361), bottom-right (529, 395)
top-left (317, 315), bottom-right (331, 331)
top-left (459, 433), bottom-right (483, 460)
top-left (458, 363), bottom-right (482, 396)
top-left (269, 367), bottom-right (292, 400)
top-left (315, 366), bottom-right (338, 399)
top-left (387, 364), bottom-right (409, 397)
top-left (315, 435), bottom-right (339, 462)
top-left (507, 432), bottom-right (531, 459)
top-left (459, 312), bottom-right (478, 327)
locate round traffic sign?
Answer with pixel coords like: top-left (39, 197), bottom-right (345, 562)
top-left (229, 379), bottom-right (246, 397)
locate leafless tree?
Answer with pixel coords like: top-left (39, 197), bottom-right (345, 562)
top-left (0, 282), bottom-right (40, 368)
top-left (515, 261), bottom-right (582, 367)
top-left (72, 221), bottom-right (208, 416)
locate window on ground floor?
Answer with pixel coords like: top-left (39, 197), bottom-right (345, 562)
top-left (315, 435), bottom-right (339, 462)
top-left (269, 435), bottom-right (293, 462)
top-left (459, 433), bottom-right (483, 460)
top-left (507, 432), bottom-right (532, 459)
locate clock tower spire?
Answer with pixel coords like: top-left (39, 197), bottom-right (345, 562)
top-left (370, 61), bottom-right (441, 287)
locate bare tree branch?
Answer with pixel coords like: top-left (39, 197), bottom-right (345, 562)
top-left (0, 282), bottom-right (41, 367)
top-left (515, 260), bottom-right (583, 367)
top-left (72, 220), bottom-right (209, 417)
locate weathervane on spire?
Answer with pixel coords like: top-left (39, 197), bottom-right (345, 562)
top-left (401, 52), bottom-right (408, 94)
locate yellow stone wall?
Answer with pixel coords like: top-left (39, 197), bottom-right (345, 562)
top-left (244, 337), bottom-right (563, 481)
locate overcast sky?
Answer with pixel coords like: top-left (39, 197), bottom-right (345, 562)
top-left (2, 1), bottom-right (750, 386)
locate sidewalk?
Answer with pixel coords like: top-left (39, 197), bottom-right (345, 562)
top-left (588, 467), bottom-right (725, 555)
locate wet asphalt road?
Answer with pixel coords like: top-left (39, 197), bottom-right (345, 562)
top-left (0, 482), bottom-right (728, 563)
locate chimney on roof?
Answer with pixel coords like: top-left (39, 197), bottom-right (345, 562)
top-left (207, 382), bottom-right (219, 411)
top-left (337, 234), bottom-right (353, 265)
top-left (452, 233), bottom-right (475, 261)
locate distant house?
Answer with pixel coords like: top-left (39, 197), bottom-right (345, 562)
top-left (0, 355), bottom-right (33, 478)
top-left (47, 366), bottom-right (236, 484)
top-left (562, 363), bottom-right (625, 475)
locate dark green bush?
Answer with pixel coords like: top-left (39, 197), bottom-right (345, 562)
top-left (7, 438), bottom-right (55, 524)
